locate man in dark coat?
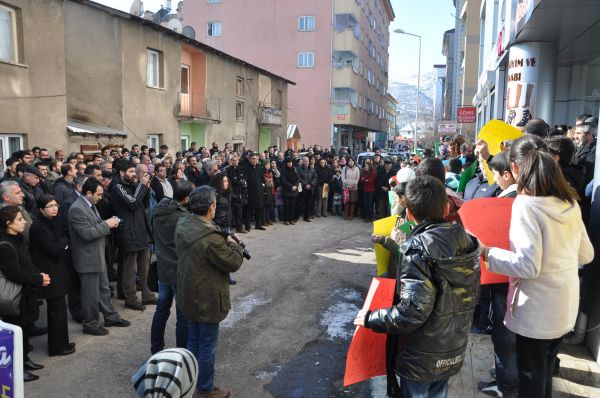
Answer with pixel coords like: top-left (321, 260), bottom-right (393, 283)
top-left (295, 156), bottom-right (316, 222)
top-left (53, 163), bottom-right (77, 204)
top-left (376, 159), bottom-right (395, 218)
top-left (242, 152), bottom-right (265, 231)
top-left (150, 181), bottom-right (194, 354)
top-left (225, 154), bottom-right (247, 233)
top-left (109, 159), bottom-right (155, 311)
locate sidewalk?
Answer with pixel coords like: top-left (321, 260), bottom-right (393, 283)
top-left (449, 333), bottom-right (600, 397)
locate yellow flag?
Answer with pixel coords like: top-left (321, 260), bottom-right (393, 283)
top-left (373, 216), bottom-right (399, 276)
top-left (482, 158), bottom-right (496, 186)
top-left (478, 119), bottom-right (524, 155)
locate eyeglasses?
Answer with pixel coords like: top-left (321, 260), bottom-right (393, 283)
top-left (44, 203), bottom-right (58, 209)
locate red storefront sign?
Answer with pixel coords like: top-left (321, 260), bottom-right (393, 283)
top-left (457, 107), bottom-right (477, 123)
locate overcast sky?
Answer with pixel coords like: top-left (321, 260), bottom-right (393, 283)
top-left (94, 0), bottom-right (454, 83)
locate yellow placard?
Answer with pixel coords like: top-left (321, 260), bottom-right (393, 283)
top-left (482, 158), bottom-right (496, 186)
top-left (373, 216), bottom-right (399, 276)
top-left (477, 119), bottom-right (524, 155)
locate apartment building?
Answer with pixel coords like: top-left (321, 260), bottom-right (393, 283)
top-left (183, 0), bottom-right (395, 149)
top-left (453, 0), bottom-right (480, 138)
top-left (385, 93), bottom-right (398, 146)
top-left (0, 0), bottom-right (291, 169)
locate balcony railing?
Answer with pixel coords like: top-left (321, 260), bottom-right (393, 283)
top-left (177, 93), bottom-right (221, 123)
top-left (258, 104), bottom-right (283, 126)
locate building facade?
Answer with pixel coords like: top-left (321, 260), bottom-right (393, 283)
top-left (473, 0), bottom-right (600, 130)
top-left (0, 0), bottom-right (68, 164)
top-left (472, 0), bottom-right (600, 360)
top-left (442, 28), bottom-right (457, 123)
top-left (453, 0), bottom-right (481, 138)
top-left (0, 0), bottom-right (290, 171)
top-left (385, 93), bottom-right (398, 147)
top-left (182, 0), bottom-right (395, 149)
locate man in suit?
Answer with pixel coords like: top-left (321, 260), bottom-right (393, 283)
top-left (69, 178), bottom-right (130, 336)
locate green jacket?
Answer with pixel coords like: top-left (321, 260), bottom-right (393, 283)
top-left (175, 214), bottom-right (244, 323)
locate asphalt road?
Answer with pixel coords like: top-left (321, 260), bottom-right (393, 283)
top-left (26, 216), bottom-right (378, 397)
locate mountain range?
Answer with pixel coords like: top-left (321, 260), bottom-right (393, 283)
top-left (388, 71), bottom-right (436, 128)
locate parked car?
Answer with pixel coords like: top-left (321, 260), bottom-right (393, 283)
top-left (356, 151), bottom-right (389, 166)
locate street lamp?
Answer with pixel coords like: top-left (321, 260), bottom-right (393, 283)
top-left (394, 29), bottom-right (421, 153)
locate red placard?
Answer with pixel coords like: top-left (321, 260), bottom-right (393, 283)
top-left (457, 107), bottom-right (477, 123)
top-left (344, 277), bottom-right (396, 386)
top-left (458, 197), bottom-right (513, 285)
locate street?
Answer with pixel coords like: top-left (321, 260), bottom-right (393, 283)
top-left (26, 216), bottom-right (377, 397)
top-left (21, 215), bottom-right (600, 397)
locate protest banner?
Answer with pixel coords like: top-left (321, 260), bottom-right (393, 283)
top-left (459, 198), bottom-right (514, 284)
top-left (344, 277), bottom-right (396, 386)
top-left (0, 321), bottom-right (24, 398)
top-left (373, 216), bottom-right (398, 275)
top-left (477, 119), bottom-right (524, 155)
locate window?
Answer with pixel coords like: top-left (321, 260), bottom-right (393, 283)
top-left (0, 135), bottom-right (23, 174)
top-left (207, 21), bottom-right (222, 37)
top-left (297, 52), bottom-right (314, 68)
top-left (207, 0), bottom-right (222, 3)
top-left (146, 49), bottom-right (162, 88)
top-left (0, 4), bottom-right (19, 63)
top-left (180, 65), bottom-right (189, 94)
top-left (180, 135), bottom-right (190, 152)
top-left (298, 16), bottom-right (315, 32)
top-left (236, 77), bottom-right (244, 97)
top-left (276, 89), bottom-right (283, 109)
top-left (147, 134), bottom-right (160, 150)
top-left (236, 101), bottom-right (245, 121)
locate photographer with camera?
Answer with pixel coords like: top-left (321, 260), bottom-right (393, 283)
top-left (176, 186), bottom-right (245, 398)
top-left (110, 159), bottom-right (156, 311)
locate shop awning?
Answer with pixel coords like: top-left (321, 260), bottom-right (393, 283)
top-left (287, 124), bottom-right (301, 140)
top-left (67, 119), bottom-right (127, 137)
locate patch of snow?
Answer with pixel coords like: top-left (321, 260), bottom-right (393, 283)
top-left (320, 302), bottom-right (359, 340)
top-left (333, 288), bottom-right (362, 302)
top-left (221, 292), bottom-right (272, 329)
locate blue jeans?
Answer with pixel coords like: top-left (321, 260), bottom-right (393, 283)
top-left (150, 281), bottom-right (189, 354)
top-left (188, 321), bottom-right (219, 393)
top-left (401, 377), bottom-right (448, 398)
top-left (490, 283), bottom-right (518, 395)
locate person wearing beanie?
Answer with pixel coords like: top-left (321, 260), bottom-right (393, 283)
top-left (132, 348), bottom-right (199, 398)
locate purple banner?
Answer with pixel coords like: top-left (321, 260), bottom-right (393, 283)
top-left (0, 329), bottom-right (15, 398)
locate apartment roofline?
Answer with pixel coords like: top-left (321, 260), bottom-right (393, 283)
top-left (382, 0), bottom-right (395, 21)
top-left (73, 0), bottom-right (296, 85)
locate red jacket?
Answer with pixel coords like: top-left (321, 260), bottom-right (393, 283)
top-left (360, 169), bottom-right (377, 193)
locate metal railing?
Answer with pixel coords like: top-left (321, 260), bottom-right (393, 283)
top-left (177, 93), bottom-right (221, 122)
top-left (258, 104), bottom-right (283, 126)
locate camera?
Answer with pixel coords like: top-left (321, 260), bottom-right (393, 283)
top-left (221, 230), bottom-right (251, 260)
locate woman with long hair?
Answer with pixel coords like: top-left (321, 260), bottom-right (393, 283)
top-left (210, 172), bottom-right (232, 232)
top-left (480, 135), bottom-right (594, 397)
top-left (29, 195), bottom-right (75, 357)
top-left (359, 161), bottom-right (377, 222)
top-left (0, 206), bottom-right (51, 382)
top-left (341, 157), bottom-right (360, 220)
top-left (169, 162), bottom-right (187, 186)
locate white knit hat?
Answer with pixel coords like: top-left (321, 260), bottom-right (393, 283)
top-left (396, 167), bottom-right (416, 184)
top-left (132, 348), bottom-right (199, 398)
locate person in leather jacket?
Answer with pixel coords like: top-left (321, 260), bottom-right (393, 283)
top-left (354, 176), bottom-right (480, 398)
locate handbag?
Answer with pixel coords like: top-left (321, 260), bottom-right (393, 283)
top-left (0, 242), bottom-right (22, 317)
top-left (343, 187), bottom-right (350, 204)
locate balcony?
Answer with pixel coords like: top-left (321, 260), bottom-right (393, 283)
top-left (258, 104), bottom-right (283, 126)
top-left (177, 93), bottom-right (221, 124)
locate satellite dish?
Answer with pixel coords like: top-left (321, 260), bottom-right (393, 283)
top-left (182, 26), bottom-right (196, 39)
top-left (130, 0), bottom-right (143, 16)
top-left (167, 18), bottom-right (182, 33)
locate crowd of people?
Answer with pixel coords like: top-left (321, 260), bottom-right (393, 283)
top-left (0, 112), bottom-right (596, 397)
top-left (356, 114), bottom-right (596, 398)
